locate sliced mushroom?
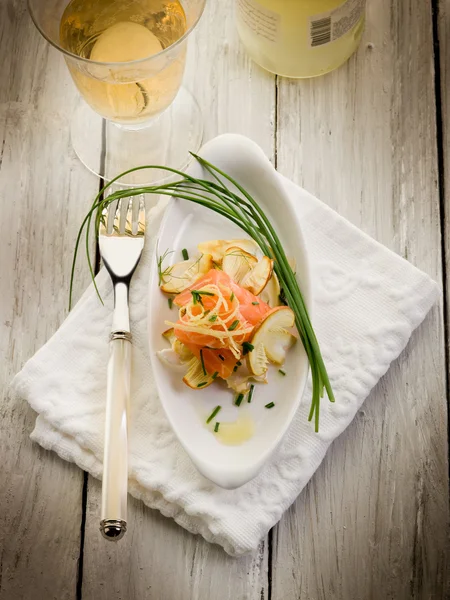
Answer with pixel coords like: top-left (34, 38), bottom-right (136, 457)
top-left (197, 239), bottom-right (259, 263)
top-left (158, 328), bottom-right (193, 368)
top-left (259, 271), bottom-right (282, 307)
top-left (183, 356), bottom-right (215, 389)
top-left (162, 327), bottom-right (176, 344)
top-left (157, 348), bottom-right (188, 370)
top-left (222, 246), bottom-right (258, 285)
top-left (160, 253), bottom-right (213, 294)
top-left (240, 256), bottom-right (274, 296)
top-left (226, 363), bottom-right (267, 394)
top-left (247, 307), bottom-right (296, 375)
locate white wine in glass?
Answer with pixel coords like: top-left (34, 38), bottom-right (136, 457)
top-left (29, 0), bottom-right (206, 184)
top-left (60, 0), bottom-right (188, 125)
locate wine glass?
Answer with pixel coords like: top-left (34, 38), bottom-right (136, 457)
top-left (28, 0), bottom-right (206, 184)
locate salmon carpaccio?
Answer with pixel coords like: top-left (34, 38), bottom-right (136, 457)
top-left (173, 269), bottom-right (271, 378)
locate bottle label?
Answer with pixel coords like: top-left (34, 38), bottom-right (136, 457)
top-left (309, 0), bottom-right (366, 47)
top-left (236, 0), bottom-right (280, 43)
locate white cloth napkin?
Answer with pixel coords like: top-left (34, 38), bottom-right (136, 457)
top-left (12, 172), bottom-right (439, 556)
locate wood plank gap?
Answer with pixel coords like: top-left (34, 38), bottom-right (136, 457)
top-left (77, 120), bottom-right (106, 599)
top-left (76, 472), bottom-right (89, 600)
top-left (274, 75), bottom-right (279, 169)
top-left (432, 0), bottom-right (450, 486)
top-left (267, 528), bottom-right (273, 600)
top-left (267, 73), bottom-right (280, 600)
top-left (93, 177), bottom-right (105, 275)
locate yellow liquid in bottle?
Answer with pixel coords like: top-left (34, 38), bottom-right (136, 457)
top-left (60, 0), bottom-right (187, 124)
top-left (236, 0), bottom-right (365, 78)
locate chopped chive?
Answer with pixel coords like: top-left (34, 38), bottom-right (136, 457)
top-left (248, 384), bottom-right (255, 403)
top-left (209, 314), bottom-right (218, 322)
top-left (265, 402), bottom-right (275, 409)
top-left (212, 371), bottom-right (219, 379)
top-left (279, 369), bottom-right (286, 376)
top-left (218, 354), bottom-right (225, 361)
top-left (168, 297), bottom-right (173, 309)
top-left (228, 320), bottom-right (239, 331)
top-left (252, 301), bottom-right (259, 305)
top-left (197, 382), bottom-right (208, 388)
top-left (230, 292), bottom-right (235, 302)
top-left (191, 289), bottom-right (215, 306)
top-left (233, 366), bottom-right (238, 372)
top-left (193, 290), bottom-right (215, 296)
top-left (214, 422), bottom-right (220, 432)
top-left (206, 405), bottom-right (221, 424)
top-left (200, 349), bottom-right (206, 376)
top-left (182, 248), bottom-right (189, 261)
top-left (242, 342), bottom-right (254, 355)
top-left (235, 393), bottom-right (244, 407)
top-left (204, 309), bottom-right (210, 316)
top-left (236, 361), bottom-right (242, 366)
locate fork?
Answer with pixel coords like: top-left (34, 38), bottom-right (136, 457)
top-left (98, 196), bottom-right (145, 541)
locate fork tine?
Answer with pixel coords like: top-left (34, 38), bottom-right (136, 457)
top-left (123, 198), bottom-right (134, 236)
top-left (99, 204), bottom-right (108, 235)
top-left (113, 199), bottom-right (122, 234)
top-left (137, 197), bottom-right (145, 236)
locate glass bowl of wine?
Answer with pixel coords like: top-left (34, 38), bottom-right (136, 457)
top-left (28, 0), bottom-right (206, 184)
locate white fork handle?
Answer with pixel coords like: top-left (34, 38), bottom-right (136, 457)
top-left (100, 336), bottom-right (131, 541)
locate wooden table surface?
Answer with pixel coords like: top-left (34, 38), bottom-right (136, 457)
top-left (1, 0), bottom-right (449, 598)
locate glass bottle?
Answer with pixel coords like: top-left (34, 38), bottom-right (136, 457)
top-left (236, 0), bottom-right (366, 78)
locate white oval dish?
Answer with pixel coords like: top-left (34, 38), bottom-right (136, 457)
top-left (148, 134), bottom-right (312, 489)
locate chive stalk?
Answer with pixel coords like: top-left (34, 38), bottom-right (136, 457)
top-left (228, 320), bottom-right (239, 331)
top-left (206, 405), bottom-right (221, 424)
top-left (247, 384), bottom-right (255, 403)
top-left (235, 394), bottom-right (244, 407)
top-left (200, 349), bottom-right (207, 376)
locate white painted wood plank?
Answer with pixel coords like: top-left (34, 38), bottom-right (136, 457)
top-left (82, 1), bottom-right (274, 598)
top-left (0, 1), bottom-right (101, 599)
top-left (272, 1), bottom-right (449, 599)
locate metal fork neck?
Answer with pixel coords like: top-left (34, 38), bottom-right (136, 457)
top-left (111, 282), bottom-right (130, 334)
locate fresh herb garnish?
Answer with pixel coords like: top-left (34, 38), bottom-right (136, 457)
top-left (242, 342), bottom-right (254, 355)
top-left (236, 361), bottom-right (242, 366)
top-left (191, 289), bottom-right (215, 306)
top-left (228, 320), bottom-right (239, 331)
top-left (230, 292), bottom-right (235, 302)
top-left (168, 297), bottom-right (173, 309)
top-left (70, 156), bottom-right (334, 431)
top-left (214, 422), bottom-right (220, 432)
top-left (212, 371), bottom-right (219, 379)
top-left (235, 393), bottom-right (244, 407)
top-left (218, 354), bottom-right (225, 361)
top-left (200, 349), bottom-right (206, 376)
top-left (197, 382), bottom-right (208, 388)
top-left (182, 248), bottom-right (189, 261)
top-left (248, 384), bottom-right (255, 403)
top-left (252, 301), bottom-right (259, 306)
top-left (209, 314), bottom-right (218, 322)
top-left (265, 402), bottom-right (275, 409)
top-left (233, 365), bottom-right (238, 372)
top-left (279, 369), bottom-right (286, 376)
top-left (206, 405), bottom-right (221, 424)
top-left (157, 249), bottom-right (174, 286)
